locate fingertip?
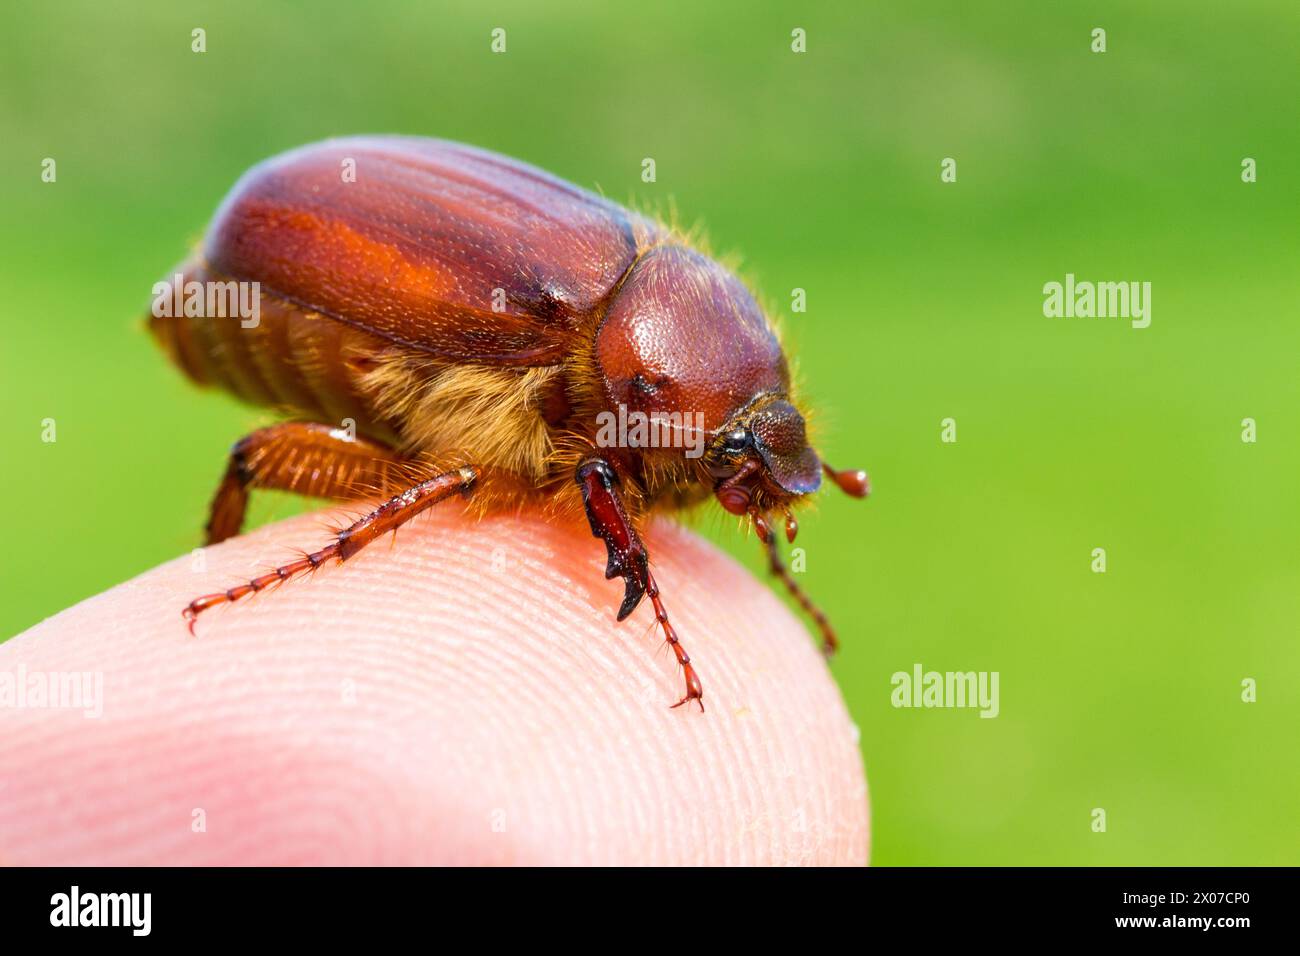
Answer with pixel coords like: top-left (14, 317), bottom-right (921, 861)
top-left (0, 507), bottom-right (868, 865)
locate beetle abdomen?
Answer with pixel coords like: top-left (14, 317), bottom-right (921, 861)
top-left (149, 260), bottom-right (405, 448)
top-left (149, 257), bottom-right (565, 480)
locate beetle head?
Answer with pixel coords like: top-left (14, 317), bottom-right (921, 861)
top-left (708, 396), bottom-right (820, 510)
top-left (708, 395), bottom-right (871, 542)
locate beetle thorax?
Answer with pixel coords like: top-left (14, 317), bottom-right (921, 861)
top-left (594, 244), bottom-right (790, 466)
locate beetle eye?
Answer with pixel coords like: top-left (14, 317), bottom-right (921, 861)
top-left (720, 428), bottom-right (751, 455)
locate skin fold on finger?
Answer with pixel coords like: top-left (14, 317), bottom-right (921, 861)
top-left (0, 506), bottom-right (869, 866)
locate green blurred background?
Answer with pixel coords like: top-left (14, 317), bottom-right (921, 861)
top-left (2, 1), bottom-right (1296, 865)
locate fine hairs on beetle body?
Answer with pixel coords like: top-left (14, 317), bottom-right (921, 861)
top-left (149, 136), bottom-right (870, 711)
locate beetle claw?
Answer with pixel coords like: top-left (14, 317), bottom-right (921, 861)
top-left (670, 664), bottom-right (705, 712)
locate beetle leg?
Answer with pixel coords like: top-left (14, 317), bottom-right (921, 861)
top-left (576, 459), bottom-right (704, 711)
top-left (755, 512), bottom-right (839, 658)
top-left (184, 466), bottom-right (478, 632)
top-left (205, 422), bottom-right (412, 545)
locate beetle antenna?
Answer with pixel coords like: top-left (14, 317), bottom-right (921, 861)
top-left (822, 461), bottom-right (871, 498)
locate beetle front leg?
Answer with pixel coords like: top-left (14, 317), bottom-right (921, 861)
top-left (576, 459), bottom-right (704, 711)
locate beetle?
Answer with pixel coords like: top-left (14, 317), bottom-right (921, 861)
top-left (149, 136), bottom-right (869, 711)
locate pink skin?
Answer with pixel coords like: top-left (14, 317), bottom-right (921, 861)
top-left (0, 507), bottom-right (869, 865)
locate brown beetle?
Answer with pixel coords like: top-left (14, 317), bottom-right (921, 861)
top-left (149, 136), bottom-right (869, 710)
